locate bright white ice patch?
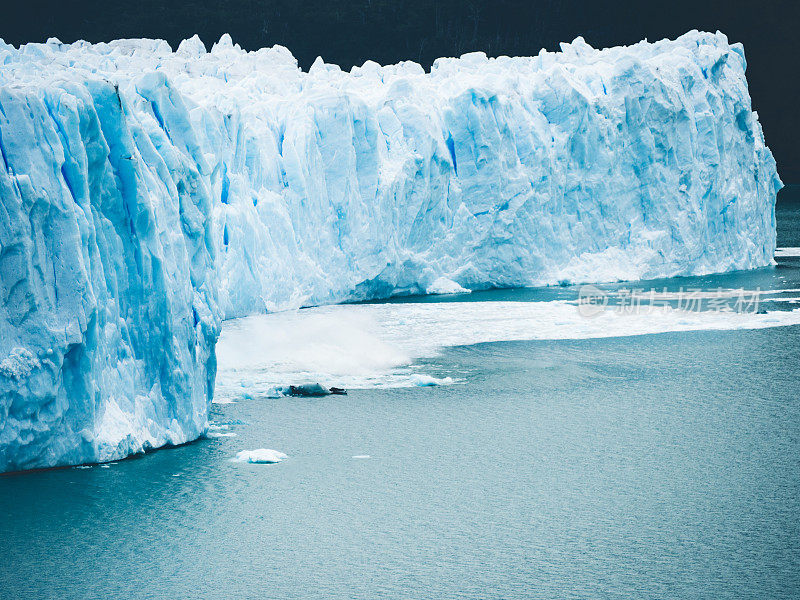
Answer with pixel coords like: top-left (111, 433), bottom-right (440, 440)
top-left (232, 449), bottom-right (287, 464)
top-left (215, 298), bottom-right (800, 402)
top-left (426, 278), bottom-right (471, 295)
top-left (775, 248), bottom-right (800, 257)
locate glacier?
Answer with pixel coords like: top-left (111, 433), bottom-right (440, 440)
top-left (0, 30), bottom-right (781, 471)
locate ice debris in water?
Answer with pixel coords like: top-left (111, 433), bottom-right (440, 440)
top-left (233, 449), bottom-right (288, 464)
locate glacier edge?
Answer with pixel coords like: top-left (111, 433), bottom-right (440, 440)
top-left (0, 30), bottom-right (781, 471)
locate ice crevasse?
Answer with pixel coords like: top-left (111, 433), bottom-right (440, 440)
top-left (0, 30), bottom-right (781, 470)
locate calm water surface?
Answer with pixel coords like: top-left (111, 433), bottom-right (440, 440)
top-left (1, 193), bottom-right (799, 600)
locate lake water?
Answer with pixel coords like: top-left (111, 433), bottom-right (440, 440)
top-left (2, 190), bottom-right (799, 599)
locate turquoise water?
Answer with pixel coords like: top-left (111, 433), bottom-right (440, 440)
top-left (2, 194), bottom-right (799, 600)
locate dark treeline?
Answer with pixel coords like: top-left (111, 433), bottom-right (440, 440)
top-left (3, 0), bottom-right (799, 181)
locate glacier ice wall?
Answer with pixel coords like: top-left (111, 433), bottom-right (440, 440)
top-left (189, 31), bottom-right (780, 315)
top-left (0, 47), bottom-right (220, 471)
top-left (0, 31), bottom-right (781, 470)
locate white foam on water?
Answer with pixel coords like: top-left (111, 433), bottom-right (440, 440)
top-left (762, 297), bottom-right (800, 303)
top-left (215, 298), bottom-right (800, 401)
top-left (215, 309), bottom-right (420, 401)
top-left (409, 374), bottom-right (455, 387)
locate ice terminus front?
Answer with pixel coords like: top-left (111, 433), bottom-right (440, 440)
top-left (0, 30), bottom-right (781, 471)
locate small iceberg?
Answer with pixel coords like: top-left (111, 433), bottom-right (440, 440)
top-left (232, 449), bottom-right (288, 464)
top-left (426, 277), bottom-right (470, 295)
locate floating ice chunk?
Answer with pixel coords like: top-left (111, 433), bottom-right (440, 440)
top-left (233, 449), bottom-right (288, 464)
top-left (352, 455), bottom-right (371, 459)
top-left (206, 423), bottom-right (237, 438)
top-left (212, 397), bottom-right (237, 405)
top-left (426, 278), bottom-right (470, 295)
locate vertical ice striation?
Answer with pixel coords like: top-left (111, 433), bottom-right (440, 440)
top-left (0, 31), bottom-right (781, 470)
top-left (195, 31), bottom-right (780, 314)
top-left (0, 47), bottom-right (220, 471)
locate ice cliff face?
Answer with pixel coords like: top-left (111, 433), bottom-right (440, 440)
top-left (0, 31), bottom-right (781, 470)
top-left (0, 45), bottom-right (220, 471)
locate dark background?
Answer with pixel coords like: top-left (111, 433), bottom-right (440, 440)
top-left (2, 0), bottom-right (798, 182)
